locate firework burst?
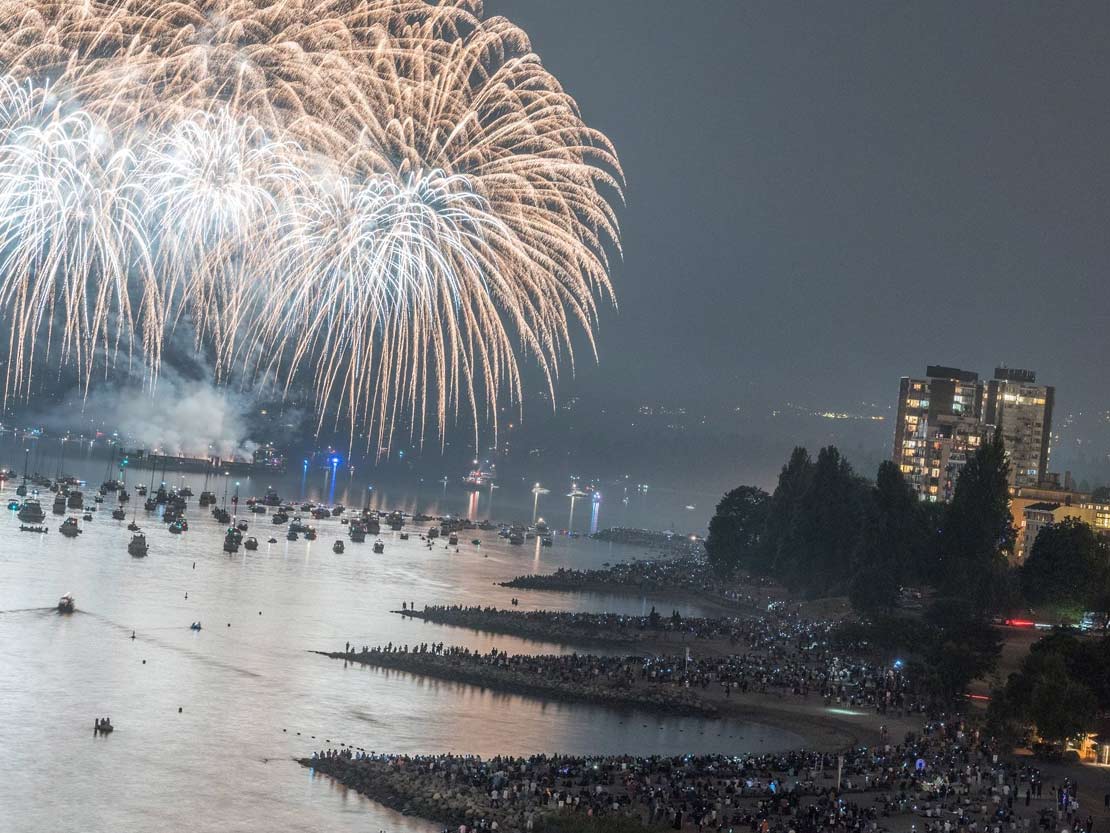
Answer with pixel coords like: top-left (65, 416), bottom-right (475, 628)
top-left (0, 0), bottom-right (621, 452)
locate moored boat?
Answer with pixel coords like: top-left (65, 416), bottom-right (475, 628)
top-left (332, 540), bottom-right (344, 553)
top-left (128, 534), bottom-right (148, 557)
top-left (17, 499), bottom-right (46, 523)
top-left (373, 540), bottom-right (385, 553)
top-left (59, 517), bottom-right (82, 537)
top-left (244, 536), bottom-right (258, 551)
top-left (57, 593), bottom-right (75, 613)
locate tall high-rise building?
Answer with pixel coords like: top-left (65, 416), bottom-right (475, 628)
top-left (982, 368), bottom-right (1054, 490)
top-left (894, 366), bottom-right (985, 502)
top-left (893, 365), bottom-right (1055, 500)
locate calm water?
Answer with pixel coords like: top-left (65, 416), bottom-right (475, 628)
top-left (0, 460), bottom-right (799, 832)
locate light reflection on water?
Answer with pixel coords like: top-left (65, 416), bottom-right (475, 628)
top-left (0, 456), bottom-right (797, 833)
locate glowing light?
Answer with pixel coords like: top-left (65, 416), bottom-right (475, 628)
top-left (0, 1), bottom-right (621, 454)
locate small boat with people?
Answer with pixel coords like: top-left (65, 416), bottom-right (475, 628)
top-left (304, 527), bottom-right (317, 541)
top-left (20, 524), bottom-right (48, 534)
top-left (127, 521), bottom-right (141, 531)
top-left (52, 494), bottom-right (67, 515)
top-left (82, 512), bottom-right (93, 521)
top-left (243, 536), bottom-right (258, 551)
top-left (111, 508), bottom-right (126, 520)
top-left (59, 517), bottom-right (82, 537)
top-left (373, 540), bottom-right (385, 554)
top-left (399, 532), bottom-right (410, 541)
top-left (58, 593), bottom-right (75, 613)
top-left (286, 530), bottom-right (298, 541)
top-left (94, 717), bottom-right (113, 734)
top-left (168, 520), bottom-right (185, 534)
top-left (190, 622), bottom-right (202, 631)
top-left (332, 540), bottom-right (344, 553)
top-left (128, 533), bottom-right (148, 557)
top-left (17, 499), bottom-right (46, 524)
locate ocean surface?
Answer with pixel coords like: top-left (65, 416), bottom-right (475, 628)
top-left (0, 450), bottom-right (801, 832)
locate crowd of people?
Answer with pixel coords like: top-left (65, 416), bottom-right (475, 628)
top-left (500, 554), bottom-right (780, 610)
top-left (336, 626), bottom-right (921, 717)
top-left (304, 720), bottom-right (1094, 833)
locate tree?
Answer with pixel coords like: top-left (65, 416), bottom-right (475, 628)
top-left (938, 428), bottom-right (1014, 615)
top-left (704, 486), bottom-right (770, 576)
top-left (761, 447), bottom-right (813, 579)
top-left (795, 447), bottom-right (867, 595)
top-left (850, 461), bottom-right (918, 614)
top-left (1021, 517), bottom-right (1110, 614)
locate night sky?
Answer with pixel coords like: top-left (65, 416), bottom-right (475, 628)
top-left (486, 0), bottom-right (1110, 421)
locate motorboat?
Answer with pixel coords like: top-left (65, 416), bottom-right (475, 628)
top-left (212, 507), bottom-right (231, 524)
top-left (244, 536), bottom-right (258, 551)
top-left (535, 520), bottom-right (550, 534)
top-left (471, 538), bottom-right (481, 546)
top-left (127, 521), bottom-right (141, 531)
top-left (332, 540), bottom-right (345, 553)
top-left (448, 533), bottom-right (459, 545)
top-left (136, 485), bottom-right (148, 497)
top-left (52, 494), bottom-right (67, 515)
top-left (304, 527), bottom-right (317, 541)
top-left (94, 718), bottom-right (113, 734)
top-left (272, 512), bottom-right (288, 525)
top-left (509, 528), bottom-right (525, 545)
top-left (20, 524), bottom-right (48, 533)
top-left (111, 508), bottom-right (126, 520)
top-left (399, 532), bottom-right (410, 541)
top-left (82, 513), bottom-right (93, 521)
top-left (6, 499), bottom-right (19, 510)
top-left (17, 499), bottom-right (46, 524)
top-left (286, 530), bottom-right (298, 541)
top-left (349, 527), bottom-right (365, 543)
top-left (332, 504), bottom-right (345, 516)
top-left (267, 537), bottom-right (277, 544)
top-left (143, 498), bottom-right (157, 511)
top-left (312, 507), bottom-right (331, 520)
top-left (541, 535), bottom-right (553, 546)
top-left (128, 534), bottom-right (148, 557)
top-left (117, 489), bottom-right (129, 503)
top-left (223, 536), bottom-right (240, 553)
top-left (427, 526), bottom-right (439, 539)
top-left (387, 511), bottom-right (404, 530)
top-left (57, 593), bottom-right (75, 613)
top-left (59, 517), bottom-right (82, 537)
top-left (168, 520), bottom-right (185, 534)
top-left (178, 485), bottom-right (193, 497)
top-left (190, 622), bottom-right (202, 631)
top-left (262, 489), bottom-right (281, 507)
top-left (16, 483), bottom-right (27, 496)
top-left (373, 540), bottom-right (385, 553)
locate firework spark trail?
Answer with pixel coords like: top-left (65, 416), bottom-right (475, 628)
top-left (0, 0), bottom-right (621, 454)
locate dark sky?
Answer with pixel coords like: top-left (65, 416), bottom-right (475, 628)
top-left (485, 0), bottom-right (1110, 421)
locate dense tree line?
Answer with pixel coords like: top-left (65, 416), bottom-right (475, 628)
top-left (706, 429), bottom-right (1014, 615)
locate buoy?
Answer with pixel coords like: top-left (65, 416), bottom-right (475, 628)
top-left (178, 707), bottom-right (182, 713)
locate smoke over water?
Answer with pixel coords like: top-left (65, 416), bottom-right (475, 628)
top-left (39, 371), bottom-right (260, 461)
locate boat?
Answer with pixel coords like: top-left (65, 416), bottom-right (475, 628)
top-left (399, 532), bottom-right (410, 541)
top-left (82, 513), bottom-right (93, 521)
top-left (286, 530), bottom-right (298, 541)
top-left (373, 540), bottom-right (385, 553)
top-left (117, 489), bottom-right (129, 503)
top-left (363, 516), bottom-right (381, 535)
top-left (198, 490), bottom-right (216, 506)
top-left (212, 507), bottom-right (231, 524)
top-left (462, 461), bottom-right (497, 491)
top-left (332, 540), bottom-right (345, 553)
top-left (20, 524), bottom-right (48, 533)
top-left (59, 518), bottom-right (82, 537)
top-left (136, 485), bottom-right (148, 497)
top-left (190, 622), bottom-right (202, 631)
top-left (236, 520), bottom-right (248, 531)
top-left (541, 535), bottom-right (553, 546)
top-left (94, 718), bottom-right (113, 734)
top-left (272, 512), bottom-right (288, 525)
top-left (535, 520), bottom-right (550, 534)
top-left (427, 526), bottom-right (439, 539)
top-left (93, 495), bottom-right (104, 504)
top-left (386, 511), bottom-right (404, 530)
top-left (143, 498), bottom-right (157, 511)
top-left (332, 504), bottom-right (345, 516)
top-left (168, 520), bottom-right (185, 534)
top-left (223, 536), bottom-right (240, 553)
top-left (16, 483), bottom-right (27, 496)
top-left (111, 508), bottom-right (126, 520)
top-left (267, 537), bottom-right (277, 544)
top-left (312, 507), bottom-right (331, 520)
top-left (304, 527), bottom-right (317, 541)
top-left (17, 499), bottom-right (46, 523)
top-left (244, 536), bottom-right (258, 551)
top-left (178, 485), bottom-right (193, 497)
top-left (52, 494), bottom-right (67, 515)
top-left (127, 521), bottom-right (141, 531)
top-left (508, 528), bottom-right (524, 545)
top-left (57, 593), bottom-right (75, 613)
top-left (6, 499), bottom-right (19, 510)
top-left (471, 538), bottom-right (481, 545)
top-left (448, 532), bottom-right (459, 545)
top-left (128, 534), bottom-right (148, 557)
top-left (349, 527), bottom-right (365, 543)
top-left (262, 488), bottom-right (281, 506)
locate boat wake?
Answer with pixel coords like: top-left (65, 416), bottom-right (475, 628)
top-left (81, 611), bottom-right (264, 679)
